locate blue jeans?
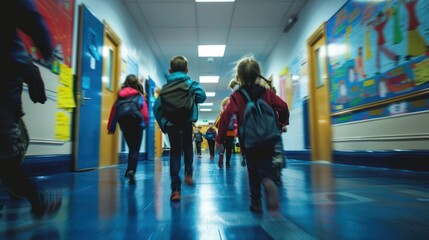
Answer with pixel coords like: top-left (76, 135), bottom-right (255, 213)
top-left (207, 139), bottom-right (215, 157)
top-left (118, 116), bottom-right (143, 176)
top-left (167, 122), bottom-right (193, 192)
top-left (195, 141), bottom-right (202, 155)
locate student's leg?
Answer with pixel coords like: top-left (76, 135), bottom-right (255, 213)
top-left (208, 140), bottom-right (215, 158)
top-left (196, 141), bottom-right (201, 155)
top-left (167, 126), bottom-right (182, 193)
top-left (224, 136), bottom-right (234, 167)
top-left (120, 118), bottom-right (143, 179)
top-left (0, 110), bottom-right (61, 218)
top-left (181, 123), bottom-right (194, 179)
top-left (245, 149), bottom-right (262, 212)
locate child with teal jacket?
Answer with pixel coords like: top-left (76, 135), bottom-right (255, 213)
top-left (153, 56), bottom-right (206, 202)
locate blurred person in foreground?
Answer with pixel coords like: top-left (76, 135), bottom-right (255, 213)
top-left (0, 0), bottom-right (62, 219)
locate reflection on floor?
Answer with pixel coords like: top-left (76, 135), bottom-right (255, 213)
top-left (1, 154), bottom-right (429, 239)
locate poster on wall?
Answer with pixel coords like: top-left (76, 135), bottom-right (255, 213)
top-left (279, 48), bottom-right (308, 110)
top-left (326, 0), bottom-right (429, 118)
top-left (20, 0), bottom-right (75, 71)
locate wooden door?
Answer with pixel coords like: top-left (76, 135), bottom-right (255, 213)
top-left (99, 23), bottom-right (121, 167)
top-left (307, 24), bottom-right (332, 161)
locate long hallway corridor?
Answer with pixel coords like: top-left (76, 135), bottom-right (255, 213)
top-left (1, 154), bottom-right (429, 239)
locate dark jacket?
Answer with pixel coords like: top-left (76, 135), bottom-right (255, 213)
top-left (153, 72), bottom-right (206, 132)
top-left (0, 0), bottom-right (53, 116)
top-left (107, 87), bottom-right (149, 133)
top-left (216, 85), bottom-right (289, 145)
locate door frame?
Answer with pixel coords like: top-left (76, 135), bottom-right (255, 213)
top-left (99, 21), bottom-right (121, 166)
top-left (307, 23), bottom-right (333, 161)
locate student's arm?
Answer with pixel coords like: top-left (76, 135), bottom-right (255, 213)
top-left (191, 81), bottom-right (207, 104)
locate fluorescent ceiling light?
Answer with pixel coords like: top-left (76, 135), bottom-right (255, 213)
top-left (196, 0), bottom-right (235, 2)
top-left (200, 108), bottom-right (212, 112)
top-left (198, 45), bottom-right (226, 57)
top-left (199, 76), bottom-right (219, 83)
top-left (206, 92), bottom-right (216, 97)
top-left (200, 102), bottom-right (214, 106)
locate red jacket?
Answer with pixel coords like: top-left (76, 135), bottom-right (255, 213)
top-left (107, 87), bottom-right (149, 133)
top-left (216, 86), bottom-right (289, 144)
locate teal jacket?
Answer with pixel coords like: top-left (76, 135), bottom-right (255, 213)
top-left (154, 72), bottom-right (206, 132)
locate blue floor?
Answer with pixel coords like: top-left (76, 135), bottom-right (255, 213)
top-left (1, 153), bottom-right (429, 239)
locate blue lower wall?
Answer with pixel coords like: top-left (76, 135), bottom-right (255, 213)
top-left (286, 150), bottom-right (429, 172)
top-left (22, 154), bottom-right (73, 177)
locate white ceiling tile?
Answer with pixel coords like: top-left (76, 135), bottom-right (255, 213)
top-left (228, 27), bottom-right (278, 44)
top-left (152, 28), bottom-right (198, 45)
top-left (139, 2), bottom-right (196, 27)
top-left (196, 3), bottom-right (234, 27)
top-left (232, 2), bottom-right (292, 27)
top-left (198, 28), bottom-right (229, 44)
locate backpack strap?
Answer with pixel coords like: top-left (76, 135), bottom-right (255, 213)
top-left (239, 88), bottom-right (251, 103)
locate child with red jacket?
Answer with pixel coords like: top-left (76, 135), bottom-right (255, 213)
top-left (216, 57), bottom-right (289, 213)
top-left (107, 74), bottom-right (149, 185)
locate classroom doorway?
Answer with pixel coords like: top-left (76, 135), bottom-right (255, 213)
top-left (307, 23), bottom-right (332, 162)
top-left (99, 22), bottom-right (121, 167)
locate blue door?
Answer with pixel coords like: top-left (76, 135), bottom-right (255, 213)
top-left (74, 5), bottom-right (104, 171)
top-left (146, 78), bottom-right (156, 160)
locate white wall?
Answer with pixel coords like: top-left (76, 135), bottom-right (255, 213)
top-left (265, 0), bottom-right (347, 151)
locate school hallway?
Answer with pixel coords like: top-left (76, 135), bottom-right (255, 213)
top-left (1, 154), bottom-right (429, 240)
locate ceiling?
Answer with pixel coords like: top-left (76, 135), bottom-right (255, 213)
top-left (123, 0), bottom-right (308, 122)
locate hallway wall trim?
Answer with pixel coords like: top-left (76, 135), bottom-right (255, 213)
top-left (23, 154), bottom-right (73, 177)
top-left (286, 150), bottom-right (429, 172)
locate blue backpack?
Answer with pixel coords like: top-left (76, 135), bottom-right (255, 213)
top-left (115, 94), bottom-right (146, 129)
top-left (238, 89), bottom-right (280, 150)
top-left (206, 130), bottom-right (215, 140)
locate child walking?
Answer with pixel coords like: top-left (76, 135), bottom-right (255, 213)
top-left (216, 57), bottom-right (289, 213)
top-left (214, 97), bottom-right (236, 168)
top-left (107, 74), bottom-right (149, 185)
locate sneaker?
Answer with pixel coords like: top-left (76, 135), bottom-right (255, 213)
top-left (218, 153), bottom-right (224, 168)
top-left (262, 179), bottom-right (279, 212)
top-left (210, 155), bottom-right (214, 160)
top-left (197, 154), bottom-right (202, 158)
top-left (31, 190), bottom-right (62, 220)
top-left (126, 170), bottom-right (136, 185)
top-left (185, 175), bottom-right (194, 186)
top-left (170, 191), bottom-right (181, 202)
top-left (226, 162), bottom-right (231, 168)
top-left (249, 198), bottom-right (262, 213)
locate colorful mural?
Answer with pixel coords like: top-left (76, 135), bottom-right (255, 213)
top-left (326, 0), bottom-right (429, 121)
top-left (20, 0), bottom-right (75, 70)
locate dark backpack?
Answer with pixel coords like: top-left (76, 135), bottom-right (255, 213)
top-left (194, 132), bottom-right (203, 142)
top-left (160, 80), bottom-right (194, 124)
top-left (115, 94), bottom-right (145, 128)
top-left (239, 89), bottom-right (281, 150)
top-left (205, 130), bottom-right (215, 140)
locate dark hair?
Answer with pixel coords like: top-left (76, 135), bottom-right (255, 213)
top-left (236, 57), bottom-right (264, 87)
top-left (170, 55), bottom-right (188, 73)
top-left (122, 74), bottom-right (144, 95)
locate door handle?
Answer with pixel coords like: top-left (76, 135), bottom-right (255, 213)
top-left (81, 90), bottom-right (91, 105)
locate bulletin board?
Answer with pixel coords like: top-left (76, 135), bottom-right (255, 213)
top-left (20, 0), bottom-right (75, 69)
top-left (326, 0), bottom-right (429, 123)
